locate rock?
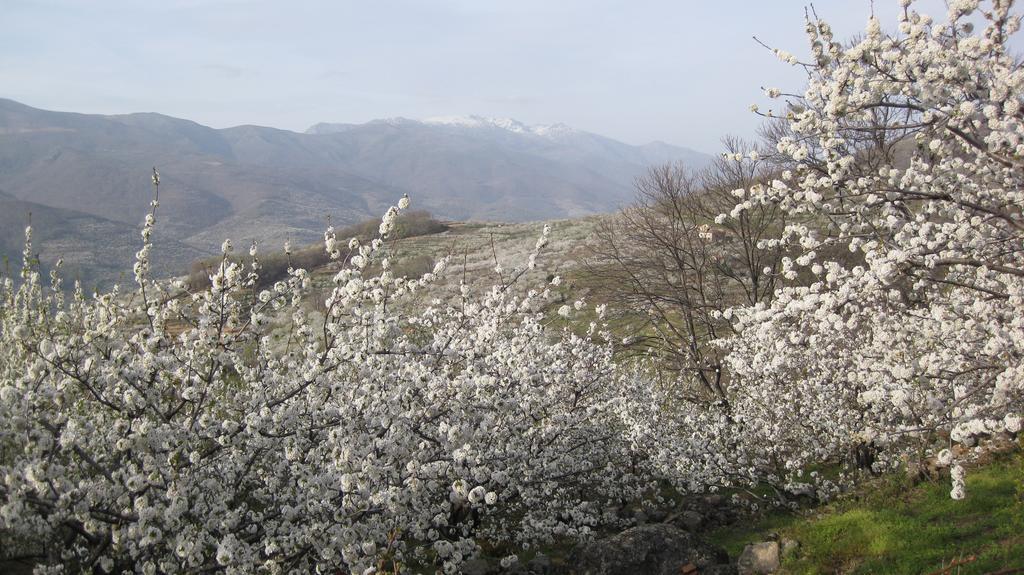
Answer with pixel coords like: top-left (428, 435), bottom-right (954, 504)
top-left (710, 507), bottom-right (736, 527)
top-left (569, 524), bottom-right (729, 575)
top-left (737, 541), bottom-right (781, 575)
top-left (679, 510), bottom-right (704, 531)
top-left (780, 538), bottom-right (800, 559)
top-left (646, 508), bottom-right (669, 523)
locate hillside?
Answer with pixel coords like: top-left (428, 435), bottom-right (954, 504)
top-left (319, 217), bottom-right (602, 290)
top-left (0, 190), bottom-right (206, 289)
top-left (707, 446), bottom-right (1024, 574)
top-left (0, 98), bottom-right (710, 288)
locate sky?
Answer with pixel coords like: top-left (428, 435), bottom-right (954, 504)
top-left (2, 0), bottom-right (958, 153)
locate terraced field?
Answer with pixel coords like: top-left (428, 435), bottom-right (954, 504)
top-left (305, 216), bottom-right (607, 305)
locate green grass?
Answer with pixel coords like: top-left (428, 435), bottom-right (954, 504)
top-left (707, 448), bottom-right (1024, 574)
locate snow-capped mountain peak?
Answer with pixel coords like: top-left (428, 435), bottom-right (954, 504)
top-left (421, 115), bottom-right (576, 138)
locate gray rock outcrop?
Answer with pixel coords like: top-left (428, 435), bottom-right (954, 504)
top-left (736, 541), bottom-right (781, 574)
top-left (569, 524), bottom-right (730, 575)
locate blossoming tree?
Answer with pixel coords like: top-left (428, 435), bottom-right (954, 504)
top-left (0, 180), bottom-right (643, 573)
top-left (632, 0), bottom-right (1024, 501)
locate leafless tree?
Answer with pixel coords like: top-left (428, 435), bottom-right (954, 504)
top-left (583, 137), bottom-right (784, 404)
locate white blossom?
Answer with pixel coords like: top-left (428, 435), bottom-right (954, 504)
top-left (0, 195), bottom-right (641, 571)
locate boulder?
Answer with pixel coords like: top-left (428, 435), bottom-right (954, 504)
top-left (569, 524), bottom-right (729, 575)
top-left (679, 510), bottom-right (704, 531)
top-left (736, 541), bottom-right (781, 574)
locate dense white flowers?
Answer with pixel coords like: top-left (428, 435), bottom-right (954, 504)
top-left (624, 0), bottom-right (1024, 501)
top-left (3, 4), bottom-right (1020, 571)
top-left (936, 449), bottom-right (954, 467)
top-left (1005, 414), bottom-right (1022, 433)
top-left (950, 465), bottom-right (967, 500)
top-left (0, 195), bottom-right (643, 572)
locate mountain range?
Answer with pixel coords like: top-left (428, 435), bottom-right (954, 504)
top-left (0, 98), bottom-right (711, 287)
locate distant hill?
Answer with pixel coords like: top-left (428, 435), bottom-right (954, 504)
top-left (0, 98), bottom-right (711, 286)
top-left (0, 190), bottom-right (207, 290)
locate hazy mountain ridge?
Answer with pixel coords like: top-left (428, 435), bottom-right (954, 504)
top-left (0, 98), bottom-right (711, 287)
top-left (0, 189), bottom-right (207, 289)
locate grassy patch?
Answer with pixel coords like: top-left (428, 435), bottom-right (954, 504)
top-left (706, 448), bottom-right (1024, 574)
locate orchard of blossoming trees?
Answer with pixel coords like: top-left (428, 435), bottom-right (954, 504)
top-left (626, 0), bottom-right (1024, 503)
top-left (0, 188), bottom-right (650, 573)
top-left (2, 0), bottom-right (1023, 572)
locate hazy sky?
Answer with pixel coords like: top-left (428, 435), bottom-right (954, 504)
top-left (2, 0), bottom-right (957, 152)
